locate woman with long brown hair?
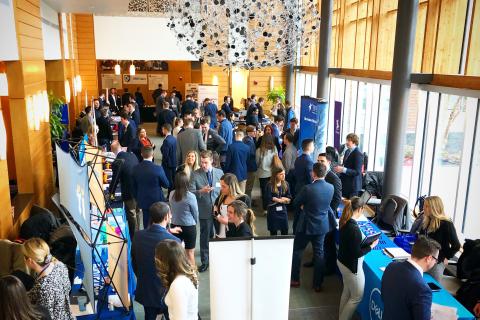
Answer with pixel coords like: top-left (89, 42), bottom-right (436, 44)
top-left (265, 166), bottom-right (291, 235)
top-left (213, 173), bottom-right (251, 238)
top-left (155, 240), bottom-right (198, 320)
top-left (169, 171), bottom-right (199, 267)
top-left (419, 196), bottom-right (460, 281)
top-left (227, 200), bottom-right (256, 237)
top-left (0, 275), bottom-right (51, 320)
top-left (337, 197), bottom-right (378, 320)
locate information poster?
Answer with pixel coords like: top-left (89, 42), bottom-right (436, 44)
top-left (198, 84), bottom-right (218, 105)
top-left (122, 74), bottom-right (147, 85)
top-left (101, 74), bottom-right (122, 89)
top-left (185, 83), bottom-right (199, 100)
top-left (148, 74), bottom-right (168, 90)
top-left (299, 96), bottom-right (328, 158)
top-left (334, 101), bottom-right (342, 150)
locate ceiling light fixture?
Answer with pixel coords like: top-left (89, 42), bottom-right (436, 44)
top-left (129, 61), bottom-right (136, 76)
top-left (115, 62), bottom-right (121, 75)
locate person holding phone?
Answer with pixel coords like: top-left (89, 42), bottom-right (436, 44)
top-left (265, 167), bottom-right (291, 236)
top-left (337, 197), bottom-right (379, 320)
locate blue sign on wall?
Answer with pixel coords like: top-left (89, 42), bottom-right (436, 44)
top-left (299, 96), bottom-right (328, 158)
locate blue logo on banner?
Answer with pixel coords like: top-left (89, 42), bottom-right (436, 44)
top-left (369, 288), bottom-right (384, 320)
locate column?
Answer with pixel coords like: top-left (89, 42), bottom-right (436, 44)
top-left (316, 0), bottom-right (333, 99)
top-left (383, 0), bottom-right (419, 196)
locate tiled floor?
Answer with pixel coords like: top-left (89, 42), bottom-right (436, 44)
top-left (131, 123), bottom-right (342, 319)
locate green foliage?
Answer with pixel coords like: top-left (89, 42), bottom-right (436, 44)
top-left (48, 92), bottom-right (66, 141)
top-left (266, 87), bottom-right (286, 104)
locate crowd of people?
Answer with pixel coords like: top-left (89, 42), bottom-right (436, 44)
top-left (2, 86), bottom-right (478, 320)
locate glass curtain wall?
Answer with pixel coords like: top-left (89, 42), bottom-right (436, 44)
top-left (294, 72), bottom-right (480, 239)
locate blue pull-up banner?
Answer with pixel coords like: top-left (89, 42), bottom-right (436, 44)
top-left (299, 96), bottom-right (328, 159)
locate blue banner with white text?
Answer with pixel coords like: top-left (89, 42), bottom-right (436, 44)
top-left (299, 96), bottom-right (328, 158)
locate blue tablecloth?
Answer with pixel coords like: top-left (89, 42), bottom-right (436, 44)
top-left (73, 206), bottom-right (136, 320)
top-left (351, 218), bottom-right (474, 320)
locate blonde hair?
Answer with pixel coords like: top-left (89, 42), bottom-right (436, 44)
top-left (155, 240), bottom-right (198, 289)
top-left (218, 173), bottom-right (245, 204)
top-left (183, 150), bottom-right (200, 179)
top-left (422, 196), bottom-right (451, 233)
top-left (22, 238), bottom-right (55, 267)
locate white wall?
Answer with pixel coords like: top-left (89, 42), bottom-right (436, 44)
top-left (0, 0), bottom-right (19, 61)
top-left (93, 16), bottom-right (197, 61)
top-left (41, 1), bottom-right (62, 60)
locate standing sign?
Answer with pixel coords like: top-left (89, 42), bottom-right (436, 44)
top-left (334, 101), bottom-right (343, 150)
top-left (198, 85), bottom-right (219, 105)
top-left (299, 96), bottom-right (328, 158)
top-left (185, 83), bottom-right (199, 100)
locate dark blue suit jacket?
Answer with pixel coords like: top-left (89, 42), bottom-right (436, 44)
top-left (218, 119), bottom-right (233, 152)
top-left (293, 154), bottom-right (314, 194)
top-left (110, 151), bottom-right (139, 201)
top-left (221, 102), bottom-right (232, 115)
top-left (242, 136), bottom-right (257, 172)
top-left (132, 160), bottom-right (170, 210)
top-left (204, 103), bottom-right (218, 129)
top-left (132, 224), bottom-right (180, 308)
top-left (292, 179), bottom-right (334, 235)
top-left (381, 261), bottom-right (432, 320)
top-left (181, 100), bottom-right (196, 117)
top-left (160, 135), bottom-right (177, 169)
top-left (225, 141), bottom-right (250, 181)
top-left (340, 147), bottom-right (364, 197)
top-left (119, 122), bottom-right (136, 148)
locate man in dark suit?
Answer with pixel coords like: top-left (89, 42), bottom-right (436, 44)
top-left (132, 202), bottom-right (180, 320)
top-left (152, 84), bottom-right (163, 103)
top-left (157, 101), bottom-right (176, 135)
top-left (96, 107), bottom-right (113, 149)
top-left (304, 152), bottom-right (343, 272)
top-left (121, 88), bottom-right (131, 106)
top-left (160, 123), bottom-right (177, 195)
top-left (243, 125), bottom-right (258, 200)
top-left (200, 116), bottom-right (226, 155)
top-left (109, 141), bottom-right (139, 237)
top-left (176, 118), bottom-right (206, 166)
top-left (216, 110), bottom-right (233, 166)
top-left (181, 95), bottom-right (197, 117)
top-left (293, 139), bottom-right (314, 195)
top-left (189, 150), bottom-right (223, 272)
top-left (256, 97), bottom-right (266, 124)
top-left (108, 88), bottom-right (119, 113)
top-left (224, 130), bottom-right (250, 193)
top-left (118, 111), bottom-right (136, 148)
top-left (172, 86), bottom-right (182, 102)
top-left (155, 90), bottom-right (167, 121)
top-left (381, 236), bottom-right (441, 320)
top-left (168, 91), bottom-right (181, 116)
top-left (291, 163), bottom-right (334, 291)
top-left (334, 133), bottom-right (364, 198)
top-left (221, 96), bottom-right (233, 117)
top-left (203, 98), bottom-right (218, 129)
top-left (132, 146), bottom-right (170, 228)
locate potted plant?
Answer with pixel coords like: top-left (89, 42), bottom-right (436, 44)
top-left (266, 87), bottom-right (286, 105)
top-left (48, 92), bottom-right (66, 141)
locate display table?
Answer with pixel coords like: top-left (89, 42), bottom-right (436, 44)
top-left (353, 217), bottom-right (474, 320)
top-left (72, 205), bottom-right (136, 320)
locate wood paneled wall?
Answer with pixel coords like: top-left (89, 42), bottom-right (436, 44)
top-left (301, 0), bottom-right (480, 76)
top-left (201, 64), bottom-right (230, 104)
top-left (75, 14), bottom-right (98, 107)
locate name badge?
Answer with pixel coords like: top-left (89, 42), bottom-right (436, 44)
top-left (276, 205), bottom-right (283, 212)
top-left (215, 182), bottom-right (221, 188)
top-left (209, 135), bottom-right (212, 139)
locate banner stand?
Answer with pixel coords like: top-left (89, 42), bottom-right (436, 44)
top-left (54, 140), bottom-right (132, 318)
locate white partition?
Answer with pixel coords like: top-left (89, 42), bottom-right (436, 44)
top-left (40, 0), bottom-right (62, 60)
top-left (209, 237), bottom-right (294, 320)
top-left (0, 0), bottom-right (19, 61)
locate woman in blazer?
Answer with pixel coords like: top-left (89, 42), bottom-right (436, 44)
top-left (337, 197), bottom-right (378, 320)
top-left (265, 167), bottom-right (291, 235)
top-left (419, 196), bottom-right (461, 281)
top-left (255, 134), bottom-right (278, 213)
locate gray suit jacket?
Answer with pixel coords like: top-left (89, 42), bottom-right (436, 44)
top-left (176, 128), bottom-right (207, 165)
top-left (189, 167), bottom-right (223, 219)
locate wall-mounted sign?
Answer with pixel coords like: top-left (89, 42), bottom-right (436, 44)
top-left (123, 74), bottom-right (147, 85)
top-left (148, 74), bottom-right (169, 91)
top-left (101, 74), bottom-right (122, 89)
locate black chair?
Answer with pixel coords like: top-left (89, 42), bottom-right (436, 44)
top-left (374, 194), bottom-right (412, 236)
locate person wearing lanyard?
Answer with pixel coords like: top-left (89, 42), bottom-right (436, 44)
top-left (265, 167), bottom-right (291, 236)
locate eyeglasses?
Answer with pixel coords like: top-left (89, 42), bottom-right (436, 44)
top-left (431, 255), bottom-right (439, 262)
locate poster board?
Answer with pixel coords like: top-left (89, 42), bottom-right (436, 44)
top-left (185, 83), bottom-right (199, 100)
top-left (148, 74), bottom-right (169, 90)
top-left (107, 222), bottom-right (130, 310)
top-left (198, 84), bottom-right (219, 105)
top-left (209, 237), bottom-right (294, 320)
top-left (85, 146), bottom-right (106, 215)
top-left (122, 74), bottom-right (147, 85)
top-left (101, 74), bottom-right (122, 89)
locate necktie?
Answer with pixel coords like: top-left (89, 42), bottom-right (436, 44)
top-left (207, 170), bottom-right (213, 187)
top-left (343, 148), bottom-right (351, 164)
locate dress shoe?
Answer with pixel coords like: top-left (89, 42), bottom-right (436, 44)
top-left (290, 280), bottom-right (300, 288)
top-left (198, 263), bottom-right (209, 273)
top-left (314, 286), bottom-right (323, 293)
top-left (303, 261), bottom-right (314, 268)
